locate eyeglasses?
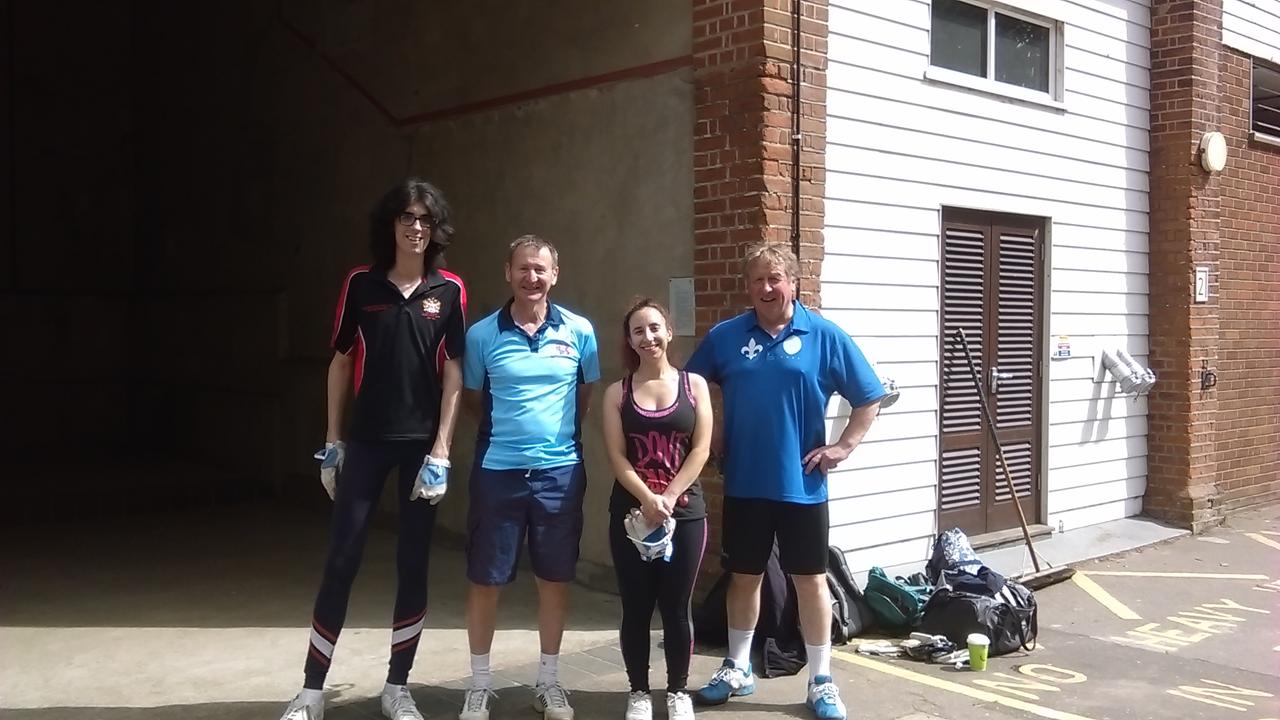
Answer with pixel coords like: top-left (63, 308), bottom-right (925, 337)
top-left (397, 212), bottom-right (435, 228)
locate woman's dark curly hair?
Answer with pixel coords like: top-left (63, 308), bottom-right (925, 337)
top-left (369, 178), bottom-right (456, 272)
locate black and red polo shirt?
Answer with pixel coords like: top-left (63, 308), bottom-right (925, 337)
top-left (330, 265), bottom-right (467, 442)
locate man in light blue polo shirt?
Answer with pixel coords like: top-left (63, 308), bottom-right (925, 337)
top-left (686, 243), bottom-right (884, 720)
top-left (459, 235), bottom-right (599, 720)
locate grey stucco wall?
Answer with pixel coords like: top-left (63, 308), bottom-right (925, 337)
top-left (409, 70), bottom-right (695, 567)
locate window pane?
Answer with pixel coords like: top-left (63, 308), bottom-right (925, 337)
top-left (1254, 61), bottom-right (1280, 138)
top-left (994, 13), bottom-right (1049, 92)
top-left (932, 0), bottom-right (987, 78)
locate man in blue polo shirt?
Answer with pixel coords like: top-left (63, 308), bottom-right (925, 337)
top-left (459, 235), bottom-right (599, 720)
top-left (686, 243), bottom-right (884, 720)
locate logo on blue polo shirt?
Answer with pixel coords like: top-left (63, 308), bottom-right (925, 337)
top-left (782, 335), bottom-right (803, 355)
top-left (740, 338), bottom-right (763, 359)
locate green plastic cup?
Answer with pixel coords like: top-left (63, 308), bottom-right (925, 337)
top-left (967, 633), bottom-right (990, 671)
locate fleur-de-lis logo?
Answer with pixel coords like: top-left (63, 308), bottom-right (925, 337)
top-left (740, 338), bottom-right (762, 360)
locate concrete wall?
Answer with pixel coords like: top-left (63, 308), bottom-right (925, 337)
top-left (410, 71), bottom-right (695, 563)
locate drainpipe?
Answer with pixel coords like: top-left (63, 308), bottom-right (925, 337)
top-left (790, 0), bottom-right (803, 291)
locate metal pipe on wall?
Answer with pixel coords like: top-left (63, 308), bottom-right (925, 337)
top-left (791, 0), bottom-right (802, 289)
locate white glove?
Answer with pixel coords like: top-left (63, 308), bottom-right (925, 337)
top-left (411, 456), bottom-right (450, 505)
top-left (313, 441), bottom-right (346, 500)
top-left (624, 508), bottom-right (677, 562)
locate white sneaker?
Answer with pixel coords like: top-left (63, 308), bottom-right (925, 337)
top-left (666, 690), bottom-right (695, 719)
top-left (533, 682), bottom-right (575, 720)
top-left (624, 691), bottom-right (653, 720)
top-left (459, 687), bottom-right (496, 720)
top-left (381, 686), bottom-right (424, 720)
top-left (280, 693), bottom-right (324, 720)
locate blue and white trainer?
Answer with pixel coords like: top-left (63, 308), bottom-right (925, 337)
top-left (806, 675), bottom-right (846, 720)
top-left (693, 659), bottom-right (755, 706)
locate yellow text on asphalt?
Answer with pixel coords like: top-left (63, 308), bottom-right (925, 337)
top-left (1167, 679), bottom-right (1273, 712)
top-left (972, 664), bottom-right (1088, 700)
top-left (1109, 598), bottom-right (1270, 652)
top-left (832, 649), bottom-right (1099, 720)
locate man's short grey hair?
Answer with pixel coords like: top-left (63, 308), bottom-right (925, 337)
top-left (741, 242), bottom-right (799, 281)
top-left (507, 234), bottom-right (559, 267)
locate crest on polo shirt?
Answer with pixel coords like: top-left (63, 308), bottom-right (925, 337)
top-left (421, 297), bottom-right (442, 319)
top-left (782, 335), bottom-right (802, 355)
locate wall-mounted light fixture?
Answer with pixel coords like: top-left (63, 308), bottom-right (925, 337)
top-left (1199, 131), bottom-right (1228, 173)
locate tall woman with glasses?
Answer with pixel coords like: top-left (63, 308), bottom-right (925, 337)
top-left (602, 298), bottom-right (713, 720)
top-left (279, 178), bottom-right (468, 720)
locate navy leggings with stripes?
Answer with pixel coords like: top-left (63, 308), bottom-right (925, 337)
top-left (304, 439), bottom-right (437, 689)
top-left (609, 514), bottom-right (707, 694)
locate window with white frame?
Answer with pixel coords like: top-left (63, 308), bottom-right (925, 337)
top-left (930, 0), bottom-right (1059, 98)
top-left (1254, 59), bottom-right (1280, 142)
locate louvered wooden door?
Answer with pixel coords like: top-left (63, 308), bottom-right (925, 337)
top-left (938, 210), bottom-right (1043, 536)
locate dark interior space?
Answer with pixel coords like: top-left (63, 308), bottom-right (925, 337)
top-left (3, 3), bottom-right (322, 521)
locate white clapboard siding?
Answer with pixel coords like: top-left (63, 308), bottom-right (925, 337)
top-left (823, 282), bottom-right (939, 310)
top-left (1050, 476), bottom-right (1148, 514)
top-left (824, 227), bottom-right (941, 259)
top-left (1047, 415), bottom-right (1148, 446)
top-left (854, 336), bottom-right (946, 363)
top-left (1049, 497), bottom-right (1144, 533)
top-left (844, 537), bottom-right (937, 580)
top-left (1048, 396), bottom-right (1148, 424)
top-left (1223, 0), bottom-right (1280, 63)
top-left (824, 0), bottom-right (1150, 573)
top-left (1050, 455), bottom-right (1147, 491)
top-left (1052, 290), bottom-right (1150, 315)
top-left (829, 460), bottom-right (938, 500)
top-left (858, 410), bottom-right (939, 443)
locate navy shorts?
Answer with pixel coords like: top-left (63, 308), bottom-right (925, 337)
top-left (466, 463), bottom-right (587, 585)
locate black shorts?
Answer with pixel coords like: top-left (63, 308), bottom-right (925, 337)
top-left (722, 497), bottom-right (829, 575)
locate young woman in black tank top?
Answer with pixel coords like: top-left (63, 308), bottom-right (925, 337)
top-left (602, 298), bottom-right (713, 720)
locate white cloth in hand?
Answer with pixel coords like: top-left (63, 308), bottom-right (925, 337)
top-left (411, 456), bottom-right (450, 505)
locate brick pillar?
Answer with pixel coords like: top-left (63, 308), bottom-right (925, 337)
top-left (1146, 0), bottom-right (1223, 530)
top-left (692, 0), bottom-right (828, 573)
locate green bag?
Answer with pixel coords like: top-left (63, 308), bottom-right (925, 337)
top-left (864, 567), bottom-right (934, 629)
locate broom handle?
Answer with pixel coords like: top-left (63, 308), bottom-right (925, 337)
top-left (954, 328), bottom-right (1041, 573)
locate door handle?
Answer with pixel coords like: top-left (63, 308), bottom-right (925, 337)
top-left (990, 367), bottom-right (1013, 392)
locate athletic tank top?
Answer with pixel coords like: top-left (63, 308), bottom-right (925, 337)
top-left (608, 370), bottom-right (707, 521)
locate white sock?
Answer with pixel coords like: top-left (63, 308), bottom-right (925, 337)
top-left (382, 682), bottom-right (406, 697)
top-left (298, 688), bottom-right (323, 706)
top-left (727, 627), bottom-right (754, 670)
top-left (536, 652), bottom-right (559, 687)
top-left (806, 643), bottom-right (832, 680)
top-left (470, 653), bottom-right (492, 690)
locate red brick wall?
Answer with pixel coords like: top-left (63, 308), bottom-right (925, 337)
top-left (1147, 0), bottom-right (1278, 529)
top-left (1146, 0), bottom-right (1224, 530)
top-left (1214, 49), bottom-right (1280, 513)
top-left (692, 0), bottom-right (828, 571)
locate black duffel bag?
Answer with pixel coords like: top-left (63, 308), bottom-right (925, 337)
top-left (917, 580), bottom-right (1038, 656)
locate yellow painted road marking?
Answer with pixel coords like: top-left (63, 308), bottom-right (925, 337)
top-left (1072, 573), bottom-right (1142, 620)
top-left (1246, 533), bottom-right (1280, 551)
top-left (1258, 530), bottom-right (1280, 536)
top-left (1084, 571), bottom-right (1269, 580)
top-left (832, 649), bottom-right (1098, 720)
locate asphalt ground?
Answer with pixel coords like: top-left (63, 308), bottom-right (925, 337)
top-left (1, 505), bottom-right (1276, 719)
